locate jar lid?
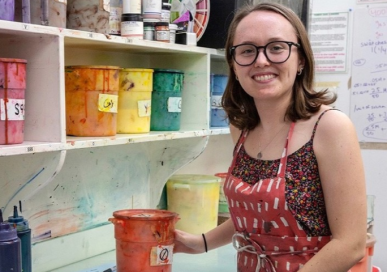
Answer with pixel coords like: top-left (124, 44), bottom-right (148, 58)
top-left (144, 21), bottom-right (156, 27)
top-left (121, 13), bottom-right (143, 22)
top-left (169, 24), bottom-right (178, 30)
top-left (162, 3), bottom-right (171, 10)
top-left (155, 22), bottom-right (169, 27)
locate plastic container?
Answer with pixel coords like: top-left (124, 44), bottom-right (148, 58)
top-left (155, 22), bottom-right (170, 42)
top-left (122, 0), bottom-right (141, 14)
top-left (144, 22), bottom-right (156, 40)
top-left (0, 58), bottom-right (27, 145)
top-left (169, 24), bottom-right (177, 43)
top-left (67, 0), bottom-right (110, 34)
top-left (0, 210), bottom-right (21, 272)
top-left (109, 209), bottom-right (178, 272)
top-left (349, 233), bottom-right (376, 272)
top-left (29, 0), bottom-right (66, 27)
top-left (210, 74), bottom-right (229, 128)
top-left (0, 0), bottom-right (15, 21)
top-left (215, 173), bottom-right (229, 213)
top-left (7, 206), bottom-right (31, 272)
top-left (65, 66), bottom-right (120, 137)
top-left (161, 0), bottom-right (171, 22)
top-left (143, 0), bottom-right (162, 21)
top-left (150, 69), bottom-right (184, 131)
top-left (121, 13), bottom-right (143, 39)
top-left (167, 174), bottom-right (220, 235)
top-left (117, 68), bottom-right (154, 133)
top-left (109, 0), bottom-right (122, 35)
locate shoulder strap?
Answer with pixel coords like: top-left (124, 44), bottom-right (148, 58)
top-left (311, 108), bottom-right (340, 142)
top-left (277, 122), bottom-right (295, 178)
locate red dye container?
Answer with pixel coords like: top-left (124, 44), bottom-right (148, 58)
top-left (109, 209), bottom-right (178, 272)
top-left (0, 58), bottom-right (27, 145)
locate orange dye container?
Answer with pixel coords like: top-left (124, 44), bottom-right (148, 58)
top-left (0, 58), bottom-right (27, 145)
top-left (109, 209), bottom-right (178, 272)
top-left (65, 66), bottom-right (120, 136)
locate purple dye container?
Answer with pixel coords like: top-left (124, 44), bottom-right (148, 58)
top-left (0, 0), bottom-right (15, 21)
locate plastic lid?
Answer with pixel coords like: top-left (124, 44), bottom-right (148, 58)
top-left (169, 24), bottom-right (178, 30)
top-left (65, 66), bottom-right (121, 70)
top-left (122, 13), bottom-right (143, 22)
top-left (168, 174), bottom-right (221, 184)
top-left (112, 209), bottom-right (178, 220)
top-left (121, 68), bottom-right (154, 72)
top-left (8, 206), bottom-right (29, 231)
top-left (153, 68), bottom-right (184, 74)
top-left (0, 58), bottom-right (27, 64)
top-left (0, 223), bottom-right (18, 242)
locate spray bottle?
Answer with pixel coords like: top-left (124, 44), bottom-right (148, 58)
top-left (0, 209), bottom-right (22, 272)
top-left (8, 203), bottom-right (32, 272)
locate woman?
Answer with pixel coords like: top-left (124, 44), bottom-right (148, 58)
top-left (174, 2), bottom-right (367, 272)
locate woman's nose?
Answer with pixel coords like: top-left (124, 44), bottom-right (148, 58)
top-left (254, 49), bottom-right (270, 67)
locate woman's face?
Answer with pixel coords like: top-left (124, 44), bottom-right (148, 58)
top-left (232, 10), bottom-right (303, 103)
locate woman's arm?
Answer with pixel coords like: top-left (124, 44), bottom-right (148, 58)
top-left (174, 218), bottom-right (235, 254)
top-left (300, 110), bottom-right (367, 272)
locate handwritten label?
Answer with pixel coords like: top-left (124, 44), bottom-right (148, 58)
top-left (137, 100), bottom-right (151, 117)
top-left (98, 94), bottom-right (118, 113)
top-left (167, 97), bottom-right (181, 113)
top-left (0, 99), bottom-right (25, 120)
top-left (351, 7), bottom-right (387, 142)
top-left (150, 245), bottom-right (173, 266)
top-left (211, 95), bottom-right (222, 109)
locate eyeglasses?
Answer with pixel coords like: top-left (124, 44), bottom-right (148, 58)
top-left (230, 41), bottom-right (300, 66)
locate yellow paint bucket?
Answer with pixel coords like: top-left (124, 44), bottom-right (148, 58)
top-left (117, 68), bottom-right (154, 133)
top-left (166, 174), bottom-right (220, 235)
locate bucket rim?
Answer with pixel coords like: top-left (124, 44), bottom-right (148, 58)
top-left (112, 209), bottom-right (178, 220)
top-left (153, 68), bottom-right (184, 74)
top-left (168, 174), bottom-right (221, 184)
top-left (0, 58), bottom-right (27, 64)
top-left (120, 68), bottom-right (154, 72)
top-left (65, 65), bottom-right (121, 70)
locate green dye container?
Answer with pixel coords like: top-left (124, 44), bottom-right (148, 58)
top-left (150, 69), bottom-right (184, 131)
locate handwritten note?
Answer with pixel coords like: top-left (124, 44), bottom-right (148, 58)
top-left (351, 7), bottom-right (387, 142)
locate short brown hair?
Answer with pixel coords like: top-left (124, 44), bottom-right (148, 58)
top-left (222, 2), bottom-right (336, 130)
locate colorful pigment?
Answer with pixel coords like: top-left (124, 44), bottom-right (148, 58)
top-left (0, 58), bottom-right (27, 145)
top-left (150, 69), bottom-right (184, 131)
top-left (109, 209), bottom-right (178, 272)
top-left (65, 66), bottom-right (120, 137)
top-left (117, 69), bottom-right (153, 133)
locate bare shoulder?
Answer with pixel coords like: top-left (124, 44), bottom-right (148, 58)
top-left (229, 124), bottom-right (242, 145)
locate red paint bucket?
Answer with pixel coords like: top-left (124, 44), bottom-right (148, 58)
top-left (0, 58), bottom-right (27, 145)
top-left (109, 209), bottom-right (178, 272)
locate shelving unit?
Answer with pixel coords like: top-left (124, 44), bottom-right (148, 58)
top-left (0, 20), bottom-right (229, 271)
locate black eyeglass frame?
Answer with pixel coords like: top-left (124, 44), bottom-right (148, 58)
top-left (230, 41), bottom-right (301, 66)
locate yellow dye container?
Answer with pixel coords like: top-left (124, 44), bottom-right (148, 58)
top-left (65, 66), bottom-right (120, 137)
top-left (166, 174), bottom-right (220, 235)
top-left (117, 69), bottom-right (154, 133)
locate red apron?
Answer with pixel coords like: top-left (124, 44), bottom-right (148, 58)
top-left (224, 123), bottom-right (331, 272)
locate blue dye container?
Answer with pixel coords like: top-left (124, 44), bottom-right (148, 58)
top-left (210, 74), bottom-right (228, 128)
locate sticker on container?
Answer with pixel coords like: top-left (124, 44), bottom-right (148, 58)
top-left (211, 95), bottom-right (222, 109)
top-left (0, 99), bottom-right (25, 120)
top-left (138, 100), bottom-right (151, 117)
top-left (98, 94), bottom-right (118, 113)
top-left (150, 245), bottom-right (173, 266)
top-left (167, 97), bottom-right (181, 113)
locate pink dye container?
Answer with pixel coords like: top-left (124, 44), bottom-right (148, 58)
top-left (0, 58), bottom-right (27, 145)
top-left (0, 0), bottom-right (15, 21)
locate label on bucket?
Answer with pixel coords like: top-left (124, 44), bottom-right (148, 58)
top-left (150, 245), bottom-right (174, 266)
top-left (0, 99), bottom-right (25, 120)
top-left (167, 97), bottom-right (181, 113)
top-left (138, 100), bottom-right (151, 117)
top-left (98, 94), bottom-right (118, 113)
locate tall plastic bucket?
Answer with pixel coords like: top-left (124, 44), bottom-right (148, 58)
top-left (210, 74), bottom-right (228, 128)
top-left (109, 209), bottom-right (178, 272)
top-left (0, 0), bottom-right (15, 21)
top-left (65, 66), bottom-right (120, 137)
top-left (150, 69), bottom-right (184, 131)
top-left (30, 0), bottom-right (66, 27)
top-left (67, 0), bottom-right (110, 34)
top-left (0, 58), bottom-right (27, 145)
top-left (117, 68), bottom-right (153, 133)
top-left (167, 174), bottom-right (220, 235)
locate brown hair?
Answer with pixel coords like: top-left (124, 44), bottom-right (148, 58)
top-left (222, 2), bottom-right (336, 130)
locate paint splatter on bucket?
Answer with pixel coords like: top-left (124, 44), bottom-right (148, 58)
top-left (150, 69), bottom-right (184, 131)
top-left (117, 68), bottom-right (153, 133)
top-left (30, 0), bottom-right (66, 27)
top-left (109, 209), bottom-right (178, 272)
top-left (65, 66), bottom-right (120, 137)
top-left (0, 58), bottom-right (27, 145)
